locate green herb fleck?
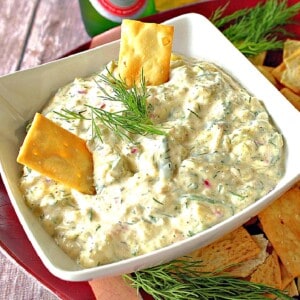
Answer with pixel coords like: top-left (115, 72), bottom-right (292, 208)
top-left (153, 197), bottom-right (163, 205)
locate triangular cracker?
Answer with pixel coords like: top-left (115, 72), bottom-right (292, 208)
top-left (280, 261), bottom-right (295, 290)
top-left (258, 182), bottom-right (300, 278)
top-left (283, 39), bottom-right (300, 60)
top-left (285, 280), bottom-right (299, 298)
top-left (226, 234), bottom-right (269, 278)
top-left (191, 226), bottom-right (261, 272)
top-left (281, 48), bottom-right (300, 94)
top-left (250, 249), bottom-right (282, 290)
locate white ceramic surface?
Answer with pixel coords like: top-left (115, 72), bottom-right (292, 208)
top-left (0, 13), bottom-right (299, 281)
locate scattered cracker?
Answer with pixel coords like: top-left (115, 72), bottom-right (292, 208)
top-left (250, 249), bottom-right (282, 290)
top-left (258, 182), bottom-right (300, 277)
top-left (118, 19), bottom-right (174, 88)
top-left (280, 87), bottom-right (300, 111)
top-left (271, 62), bottom-right (286, 83)
top-left (249, 51), bottom-right (267, 65)
top-left (17, 113), bottom-right (95, 195)
top-left (283, 39), bottom-right (300, 60)
top-left (280, 48), bottom-right (300, 94)
top-left (226, 234), bottom-right (269, 278)
top-left (256, 65), bottom-right (278, 87)
top-left (191, 226), bottom-right (261, 272)
top-left (270, 42), bottom-right (300, 95)
top-left (280, 261), bottom-right (295, 290)
top-left (285, 280), bottom-right (299, 298)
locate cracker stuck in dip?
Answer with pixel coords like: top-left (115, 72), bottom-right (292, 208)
top-left (19, 55), bottom-right (284, 268)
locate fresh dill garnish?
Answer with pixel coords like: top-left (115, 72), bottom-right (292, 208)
top-left (55, 70), bottom-right (165, 141)
top-left (123, 258), bottom-right (293, 300)
top-left (210, 0), bottom-right (300, 57)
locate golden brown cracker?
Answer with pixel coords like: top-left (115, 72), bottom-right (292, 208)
top-left (118, 19), bottom-right (174, 87)
top-left (17, 113), bottom-right (95, 195)
top-left (226, 234), bottom-right (269, 278)
top-left (256, 65), bottom-right (278, 87)
top-left (258, 182), bottom-right (300, 277)
top-left (281, 48), bottom-right (300, 94)
top-left (249, 51), bottom-right (267, 65)
top-left (192, 226), bottom-right (261, 272)
top-left (283, 39), bottom-right (300, 60)
top-left (280, 261), bottom-right (295, 290)
top-left (250, 249), bottom-right (282, 290)
top-left (271, 62), bottom-right (286, 83)
top-left (280, 87), bottom-right (300, 111)
top-left (285, 280), bottom-right (299, 297)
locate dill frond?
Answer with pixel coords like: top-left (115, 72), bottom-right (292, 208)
top-left (211, 0), bottom-right (300, 57)
top-left (55, 70), bottom-right (165, 141)
top-left (124, 258), bottom-right (293, 300)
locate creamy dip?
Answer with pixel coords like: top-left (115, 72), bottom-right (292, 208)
top-left (20, 55), bottom-right (284, 268)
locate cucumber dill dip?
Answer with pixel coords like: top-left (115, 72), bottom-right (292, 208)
top-left (19, 55), bottom-right (284, 267)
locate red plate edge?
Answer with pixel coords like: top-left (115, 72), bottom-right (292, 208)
top-left (1, 1), bottom-right (299, 299)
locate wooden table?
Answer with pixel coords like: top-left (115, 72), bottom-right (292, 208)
top-left (0, 1), bottom-right (89, 299)
top-left (0, 0), bottom-right (90, 77)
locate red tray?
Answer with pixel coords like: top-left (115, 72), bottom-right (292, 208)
top-left (1, 1), bottom-right (299, 299)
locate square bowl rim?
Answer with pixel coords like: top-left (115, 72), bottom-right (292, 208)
top-left (0, 12), bottom-right (299, 281)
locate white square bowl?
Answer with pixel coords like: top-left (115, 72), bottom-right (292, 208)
top-left (0, 13), bottom-right (299, 281)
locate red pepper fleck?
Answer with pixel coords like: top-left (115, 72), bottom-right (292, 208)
top-left (204, 179), bottom-right (211, 188)
top-left (100, 103), bottom-right (106, 109)
top-left (214, 208), bottom-right (222, 216)
top-left (78, 89), bottom-right (87, 94)
top-left (131, 147), bottom-right (138, 154)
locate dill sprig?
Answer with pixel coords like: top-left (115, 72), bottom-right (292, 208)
top-left (124, 258), bottom-right (293, 300)
top-left (55, 70), bottom-right (165, 141)
top-left (210, 0), bottom-right (300, 57)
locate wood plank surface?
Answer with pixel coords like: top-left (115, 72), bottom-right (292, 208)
top-left (20, 0), bottom-right (90, 71)
top-left (0, 0), bottom-right (38, 75)
top-left (0, 0), bottom-right (90, 76)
